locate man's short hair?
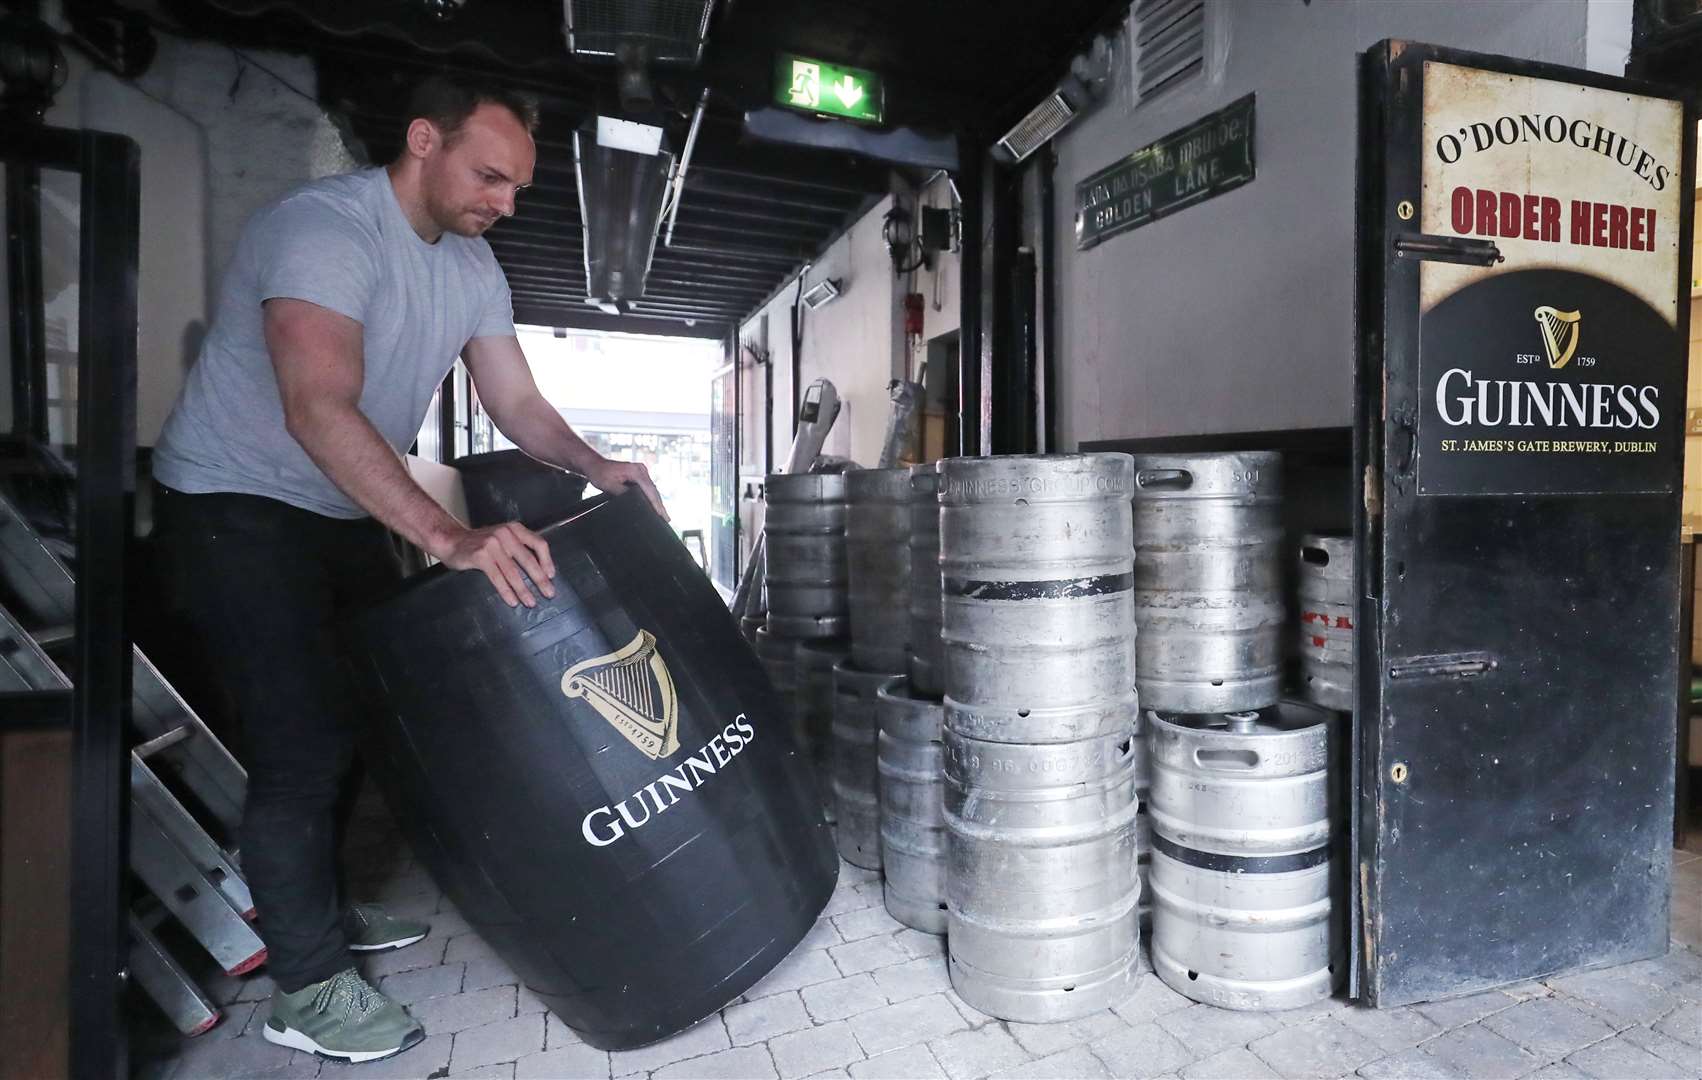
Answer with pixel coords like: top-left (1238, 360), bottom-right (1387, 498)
top-left (405, 75), bottom-right (540, 144)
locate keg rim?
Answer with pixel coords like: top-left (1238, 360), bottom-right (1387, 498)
top-left (765, 472), bottom-right (849, 498)
top-left (1145, 703), bottom-right (1333, 737)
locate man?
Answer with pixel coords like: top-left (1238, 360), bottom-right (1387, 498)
top-left (151, 76), bottom-right (664, 1062)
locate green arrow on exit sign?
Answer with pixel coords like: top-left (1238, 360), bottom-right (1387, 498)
top-left (775, 54), bottom-right (884, 124)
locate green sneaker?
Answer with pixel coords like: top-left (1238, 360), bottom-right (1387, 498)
top-left (345, 902), bottom-right (429, 953)
top-left (262, 967), bottom-right (424, 1063)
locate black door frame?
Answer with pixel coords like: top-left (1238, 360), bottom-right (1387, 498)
top-left (1, 120), bottom-right (141, 1080)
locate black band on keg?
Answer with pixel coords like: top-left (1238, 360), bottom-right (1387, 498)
top-left (943, 572), bottom-right (1133, 601)
top-left (1151, 834), bottom-right (1331, 874)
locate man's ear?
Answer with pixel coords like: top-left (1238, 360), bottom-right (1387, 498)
top-left (405, 118), bottom-right (439, 160)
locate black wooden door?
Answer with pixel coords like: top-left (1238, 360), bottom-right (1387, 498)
top-left (1355, 41), bottom-right (1692, 1006)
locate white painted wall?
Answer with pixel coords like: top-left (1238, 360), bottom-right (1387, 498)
top-left (43, 25), bottom-right (355, 446)
top-left (1051, 0), bottom-right (1606, 448)
top-left (740, 191), bottom-right (910, 471)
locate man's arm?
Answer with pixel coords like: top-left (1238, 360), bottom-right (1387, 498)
top-left (461, 334), bottom-right (668, 519)
top-left (265, 298), bottom-right (557, 607)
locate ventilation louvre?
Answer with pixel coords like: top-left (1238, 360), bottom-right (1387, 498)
top-left (1133, 0), bottom-right (1206, 102)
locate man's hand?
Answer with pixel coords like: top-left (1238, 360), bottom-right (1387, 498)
top-left (586, 459), bottom-right (669, 521)
top-left (432, 521), bottom-right (558, 609)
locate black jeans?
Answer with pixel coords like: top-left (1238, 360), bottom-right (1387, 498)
top-left (152, 486), bottom-right (403, 992)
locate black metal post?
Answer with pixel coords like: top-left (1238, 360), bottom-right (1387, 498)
top-left (1037, 145), bottom-right (1058, 454)
top-left (68, 129), bottom-right (139, 1080)
top-left (956, 140), bottom-right (982, 457)
top-left (983, 155), bottom-right (1023, 453)
top-left (6, 163), bottom-right (47, 441)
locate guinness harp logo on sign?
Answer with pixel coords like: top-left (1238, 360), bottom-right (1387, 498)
top-left (561, 630), bottom-right (680, 760)
top-left (1534, 306), bottom-right (1582, 370)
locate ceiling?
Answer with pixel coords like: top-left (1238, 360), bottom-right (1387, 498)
top-left (136, 0), bottom-right (1123, 339)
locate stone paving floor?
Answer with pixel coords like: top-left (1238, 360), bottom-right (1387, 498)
top-left (143, 803), bottom-right (1702, 1080)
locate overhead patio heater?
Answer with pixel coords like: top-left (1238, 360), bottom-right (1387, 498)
top-left (563, 0), bottom-right (715, 111)
top-left (573, 116), bottom-right (675, 315)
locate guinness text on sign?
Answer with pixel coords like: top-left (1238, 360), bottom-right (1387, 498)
top-left (1075, 95), bottom-right (1255, 250)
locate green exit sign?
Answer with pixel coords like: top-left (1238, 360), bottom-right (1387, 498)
top-left (775, 54), bottom-right (884, 124)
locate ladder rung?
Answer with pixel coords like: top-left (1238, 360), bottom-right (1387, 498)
top-left (134, 725), bottom-right (195, 759)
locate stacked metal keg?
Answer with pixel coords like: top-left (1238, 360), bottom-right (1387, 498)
top-left (939, 454), bottom-right (1143, 1023)
top-left (762, 473), bottom-right (852, 790)
top-left (875, 463), bottom-right (948, 932)
top-left (1298, 533), bottom-right (1354, 712)
top-left (1131, 451), bottom-right (1341, 1010)
top-left (833, 468), bottom-right (913, 871)
top-left (1146, 704), bottom-right (1340, 1010)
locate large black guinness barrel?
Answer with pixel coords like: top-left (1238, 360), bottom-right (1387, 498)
top-left (341, 490), bottom-right (838, 1050)
top-left (453, 449), bottom-right (589, 529)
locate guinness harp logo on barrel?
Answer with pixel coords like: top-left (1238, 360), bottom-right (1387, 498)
top-left (560, 630), bottom-right (680, 759)
top-left (1534, 306), bottom-right (1582, 369)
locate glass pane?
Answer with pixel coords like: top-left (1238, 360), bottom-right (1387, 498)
top-left (39, 168), bottom-right (80, 462)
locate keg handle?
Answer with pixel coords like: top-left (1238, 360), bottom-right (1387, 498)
top-left (1301, 545), bottom-right (1330, 566)
top-left (1195, 748), bottom-right (1259, 770)
top-left (1135, 468), bottom-right (1193, 490)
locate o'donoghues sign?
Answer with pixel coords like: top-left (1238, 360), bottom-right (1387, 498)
top-left (1416, 63), bottom-right (1686, 496)
top-left (1075, 95), bottom-right (1255, 250)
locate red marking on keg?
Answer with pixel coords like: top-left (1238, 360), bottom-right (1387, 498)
top-left (1300, 610), bottom-right (1354, 630)
top-left (1152, 834), bottom-right (1330, 873)
top-left (188, 1014), bottom-right (221, 1037)
top-left (944, 572), bottom-right (1132, 601)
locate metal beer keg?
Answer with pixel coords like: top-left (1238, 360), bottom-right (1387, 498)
top-left (1147, 705), bottom-right (1340, 1011)
top-left (831, 661), bottom-right (890, 870)
top-left (908, 463), bottom-right (945, 698)
top-left (939, 455), bottom-right (1137, 723)
top-left (1298, 533), bottom-right (1354, 712)
top-left (796, 638), bottom-right (850, 813)
top-left (845, 468), bottom-right (914, 674)
top-left (1130, 452), bottom-right (1284, 713)
top-left (938, 454), bottom-right (1142, 1022)
top-left (1134, 708), bottom-right (1152, 933)
top-left (765, 473), bottom-right (850, 640)
top-left (876, 676), bottom-right (947, 933)
top-left (944, 726), bottom-right (1142, 1021)
top-left (753, 626), bottom-right (801, 754)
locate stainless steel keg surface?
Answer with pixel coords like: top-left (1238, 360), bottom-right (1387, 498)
top-left (1131, 452), bottom-right (1285, 714)
top-left (938, 454), bottom-right (1144, 1023)
top-left (1146, 704), bottom-right (1343, 1011)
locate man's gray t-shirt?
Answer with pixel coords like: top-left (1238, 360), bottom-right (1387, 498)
top-left (154, 167), bottom-right (514, 518)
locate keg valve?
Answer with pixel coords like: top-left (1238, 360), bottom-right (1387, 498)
top-left (1223, 711), bottom-right (1260, 734)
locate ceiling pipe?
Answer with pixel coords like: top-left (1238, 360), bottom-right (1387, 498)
top-left (665, 86), bottom-right (712, 247)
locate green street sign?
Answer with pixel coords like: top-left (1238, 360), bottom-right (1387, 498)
top-left (775, 54), bottom-right (884, 124)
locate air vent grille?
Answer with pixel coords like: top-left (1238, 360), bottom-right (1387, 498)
top-left (1133, 0), bottom-right (1205, 101)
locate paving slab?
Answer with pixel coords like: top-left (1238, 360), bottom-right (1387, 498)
top-left (725, 992), bottom-right (813, 1046)
top-left (1419, 1024), bottom-right (1541, 1080)
top-left (926, 1024), bottom-right (1030, 1080)
top-left (769, 1020), bottom-right (867, 1079)
top-left (652, 1044), bottom-right (779, 1080)
top-left (1566, 1032), bottom-right (1692, 1079)
top-left (849, 1044), bottom-right (948, 1080)
top-left (1089, 1020), bottom-right (1196, 1079)
top-left (1247, 1016), bottom-right (1385, 1079)
top-left (1180, 1046), bottom-right (1280, 1079)
top-left (848, 994), bottom-right (969, 1057)
top-left (987, 1047), bottom-right (1112, 1080)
